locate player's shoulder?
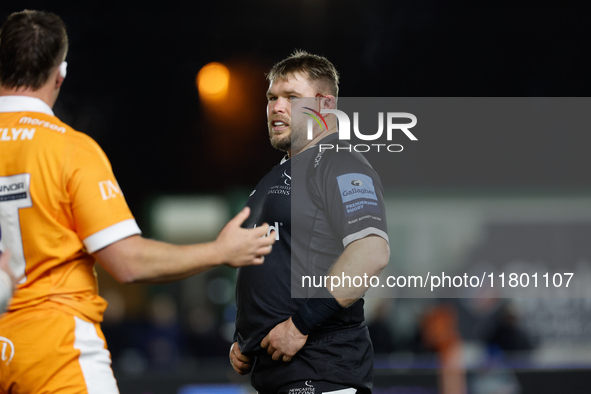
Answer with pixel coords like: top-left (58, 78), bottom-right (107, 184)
top-left (17, 112), bottom-right (100, 146)
top-left (35, 116), bottom-right (110, 165)
top-left (15, 112), bottom-right (72, 135)
top-left (46, 119), bottom-right (105, 152)
top-left (64, 127), bottom-right (101, 148)
top-left (309, 140), bottom-right (373, 174)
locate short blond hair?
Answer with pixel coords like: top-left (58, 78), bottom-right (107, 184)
top-left (266, 50), bottom-right (339, 96)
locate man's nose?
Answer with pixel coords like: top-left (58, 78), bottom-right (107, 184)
top-left (272, 98), bottom-right (289, 113)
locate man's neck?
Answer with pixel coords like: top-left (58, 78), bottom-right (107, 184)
top-left (289, 128), bottom-right (338, 158)
top-left (0, 85), bottom-right (56, 108)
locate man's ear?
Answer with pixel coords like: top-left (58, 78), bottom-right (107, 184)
top-left (322, 95), bottom-right (336, 109)
top-left (56, 74), bottom-right (65, 89)
top-left (56, 61), bottom-right (67, 89)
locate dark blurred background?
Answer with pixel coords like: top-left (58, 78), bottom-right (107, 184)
top-left (4, 1), bottom-right (590, 214)
top-left (2, 1), bottom-right (591, 393)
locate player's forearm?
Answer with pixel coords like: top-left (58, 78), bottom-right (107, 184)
top-left (92, 208), bottom-right (273, 284)
top-left (93, 235), bottom-right (223, 284)
top-left (328, 235), bottom-right (390, 307)
top-left (291, 235), bottom-right (390, 336)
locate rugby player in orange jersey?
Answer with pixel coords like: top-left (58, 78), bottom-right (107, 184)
top-left (0, 10), bottom-right (274, 394)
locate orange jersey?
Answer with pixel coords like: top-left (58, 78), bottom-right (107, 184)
top-left (0, 96), bottom-right (140, 322)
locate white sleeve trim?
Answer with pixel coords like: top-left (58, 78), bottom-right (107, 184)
top-left (342, 227), bottom-right (389, 248)
top-left (83, 219), bottom-right (141, 253)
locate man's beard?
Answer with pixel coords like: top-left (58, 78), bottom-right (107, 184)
top-left (269, 133), bottom-right (291, 152)
top-left (269, 125), bottom-right (308, 153)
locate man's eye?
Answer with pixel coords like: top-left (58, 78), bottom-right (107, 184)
top-left (268, 97), bottom-right (277, 101)
top-left (289, 96), bottom-right (299, 100)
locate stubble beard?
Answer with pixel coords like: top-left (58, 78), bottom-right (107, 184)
top-left (269, 131), bottom-right (291, 152)
top-left (268, 119), bottom-right (308, 153)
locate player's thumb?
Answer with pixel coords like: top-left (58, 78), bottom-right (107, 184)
top-left (229, 207), bottom-right (250, 227)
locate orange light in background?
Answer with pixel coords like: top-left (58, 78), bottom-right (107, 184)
top-left (197, 62), bottom-right (230, 99)
top-left (194, 58), bottom-right (271, 181)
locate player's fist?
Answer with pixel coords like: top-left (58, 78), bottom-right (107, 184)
top-left (229, 342), bottom-right (252, 375)
top-left (261, 317), bottom-right (308, 362)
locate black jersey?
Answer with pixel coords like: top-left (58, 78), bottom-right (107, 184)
top-left (235, 133), bottom-right (388, 391)
top-left (235, 158), bottom-right (295, 355)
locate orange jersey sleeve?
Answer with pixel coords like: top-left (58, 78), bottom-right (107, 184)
top-left (66, 130), bottom-right (140, 253)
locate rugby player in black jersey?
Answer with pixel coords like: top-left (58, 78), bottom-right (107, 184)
top-left (230, 50), bottom-right (390, 394)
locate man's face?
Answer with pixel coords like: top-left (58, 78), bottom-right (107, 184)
top-left (266, 72), bottom-right (318, 154)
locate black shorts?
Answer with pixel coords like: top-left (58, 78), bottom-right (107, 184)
top-left (264, 380), bottom-right (363, 394)
top-left (251, 325), bottom-right (373, 394)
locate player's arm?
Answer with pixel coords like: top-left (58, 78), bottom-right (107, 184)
top-left (93, 207), bottom-right (275, 284)
top-left (261, 234), bottom-right (390, 362)
top-left (325, 234), bottom-right (390, 306)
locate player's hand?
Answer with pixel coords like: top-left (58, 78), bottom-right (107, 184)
top-left (215, 207), bottom-right (275, 268)
top-left (260, 317), bottom-right (308, 362)
top-left (229, 342), bottom-right (253, 375)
